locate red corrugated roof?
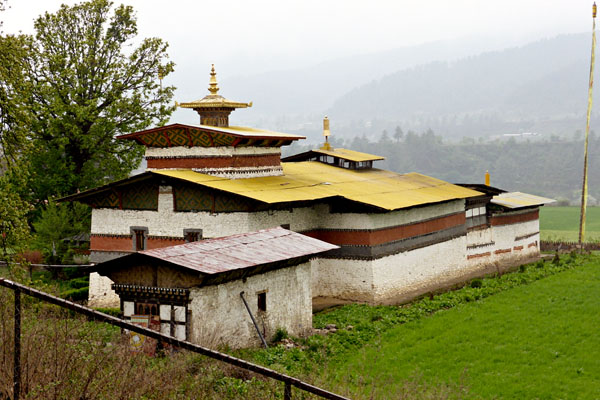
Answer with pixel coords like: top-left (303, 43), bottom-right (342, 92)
top-left (139, 227), bottom-right (337, 274)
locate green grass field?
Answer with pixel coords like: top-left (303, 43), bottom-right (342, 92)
top-left (327, 257), bottom-right (600, 399)
top-left (540, 206), bottom-right (600, 241)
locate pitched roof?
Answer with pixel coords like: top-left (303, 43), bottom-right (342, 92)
top-left (100, 228), bottom-right (337, 276)
top-left (491, 192), bottom-right (555, 209)
top-left (116, 123), bottom-right (304, 147)
top-left (282, 148), bottom-right (385, 163)
top-left (62, 161), bottom-right (482, 210)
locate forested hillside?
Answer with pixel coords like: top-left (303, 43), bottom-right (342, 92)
top-left (284, 131), bottom-right (600, 203)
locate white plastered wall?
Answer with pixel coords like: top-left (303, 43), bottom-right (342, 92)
top-left (466, 216), bottom-right (540, 270)
top-left (91, 195), bottom-right (464, 238)
top-left (370, 236), bottom-right (469, 303)
top-left (312, 257), bottom-right (375, 302)
top-left (145, 146), bottom-right (281, 158)
top-left (88, 272), bottom-right (120, 308)
top-left (91, 193), bottom-right (328, 238)
top-left (188, 262), bottom-right (312, 349)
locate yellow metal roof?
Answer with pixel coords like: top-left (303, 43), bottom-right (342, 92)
top-left (313, 148), bottom-right (385, 162)
top-left (153, 161), bottom-right (482, 210)
top-left (491, 192), bottom-right (555, 209)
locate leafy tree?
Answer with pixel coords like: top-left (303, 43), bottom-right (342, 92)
top-left (0, 0), bottom-right (33, 271)
top-left (0, 174), bottom-right (32, 268)
top-left (33, 201), bottom-right (90, 264)
top-left (0, 3), bottom-right (31, 168)
top-left (23, 0), bottom-right (175, 204)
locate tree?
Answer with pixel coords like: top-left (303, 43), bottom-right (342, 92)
top-left (0, 0), bottom-right (33, 269)
top-left (0, 1), bottom-right (31, 168)
top-left (33, 201), bottom-right (90, 264)
top-left (23, 0), bottom-right (175, 203)
top-left (394, 126), bottom-right (404, 142)
top-left (0, 174), bottom-right (31, 268)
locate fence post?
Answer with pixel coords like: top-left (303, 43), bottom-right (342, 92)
top-left (14, 290), bottom-right (21, 400)
top-left (284, 382), bottom-right (292, 400)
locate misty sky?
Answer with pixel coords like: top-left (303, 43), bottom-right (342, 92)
top-left (3, 0), bottom-right (594, 74)
top-left (2, 0), bottom-right (596, 129)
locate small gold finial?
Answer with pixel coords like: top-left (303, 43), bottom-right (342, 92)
top-left (321, 116), bottom-right (332, 150)
top-left (594, 2), bottom-right (597, 18)
top-left (323, 116), bottom-right (330, 138)
top-left (485, 170), bottom-right (490, 186)
top-left (208, 64), bottom-right (219, 95)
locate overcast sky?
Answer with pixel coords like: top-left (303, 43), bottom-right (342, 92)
top-left (3, 0), bottom-right (594, 74)
top-left (2, 0), bottom-right (596, 128)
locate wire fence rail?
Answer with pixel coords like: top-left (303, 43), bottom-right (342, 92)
top-left (0, 278), bottom-right (350, 400)
top-left (540, 240), bottom-right (600, 252)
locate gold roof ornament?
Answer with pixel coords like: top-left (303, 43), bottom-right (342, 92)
top-left (321, 116), bottom-right (332, 151)
top-left (208, 64), bottom-right (219, 94)
top-left (178, 64), bottom-right (252, 127)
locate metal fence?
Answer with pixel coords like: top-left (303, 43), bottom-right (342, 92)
top-left (0, 278), bottom-right (349, 400)
top-left (540, 240), bottom-right (600, 252)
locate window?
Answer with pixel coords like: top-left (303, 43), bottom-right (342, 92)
top-left (136, 302), bottom-right (158, 316)
top-left (280, 224), bottom-right (290, 230)
top-left (257, 292), bottom-right (267, 312)
top-left (466, 206), bottom-right (487, 229)
top-left (184, 229), bottom-right (203, 243)
top-left (130, 226), bottom-right (148, 251)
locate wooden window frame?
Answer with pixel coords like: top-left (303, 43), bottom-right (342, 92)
top-left (184, 229), bottom-right (203, 243)
top-left (130, 226), bottom-right (148, 251)
top-left (257, 291), bottom-right (267, 312)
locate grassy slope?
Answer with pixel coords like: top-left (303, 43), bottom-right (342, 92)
top-left (329, 257), bottom-right (600, 399)
top-left (540, 206), bottom-right (600, 241)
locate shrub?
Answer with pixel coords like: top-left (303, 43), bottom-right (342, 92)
top-left (272, 328), bottom-right (289, 343)
top-left (60, 287), bottom-right (89, 302)
top-left (94, 307), bottom-right (122, 318)
top-left (68, 277), bottom-right (89, 289)
top-left (470, 278), bottom-right (483, 288)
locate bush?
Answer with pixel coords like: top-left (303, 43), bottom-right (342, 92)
top-left (272, 328), bottom-right (288, 343)
top-left (94, 307), bottom-right (122, 318)
top-left (60, 287), bottom-right (89, 302)
top-left (68, 276), bottom-right (89, 289)
top-left (470, 278), bottom-right (483, 288)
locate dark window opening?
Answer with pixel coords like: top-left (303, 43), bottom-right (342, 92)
top-left (136, 302), bottom-right (158, 316)
top-left (131, 226), bottom-right (148, 251)
top-left (134, 230), bottom-right (145, 250)
top-left (184, 229), bottom-right (203, 243)
top-left (280, 224), bottom-right (290, 230)
top-left (257, 292), bottom-right (267, 312)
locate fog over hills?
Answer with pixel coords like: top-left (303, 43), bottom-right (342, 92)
top-left (173, 33), bottom-right (597, 143)
top-left (327, 33), bottom-right (597, 139)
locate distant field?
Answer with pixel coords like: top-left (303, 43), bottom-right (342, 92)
top-left (330, 256), bottom-right (600, 399)
top-left (540, 206), bottom-right (600, 241)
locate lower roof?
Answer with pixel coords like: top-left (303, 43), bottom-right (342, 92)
top-left (282, 148), bottom-right (385, 163)
top-left (491, 192), bottom-right (556, 209)
top-left (62, 161), bottom-right (483, 211)
top-left (97, 227), bottom-right (338, 276)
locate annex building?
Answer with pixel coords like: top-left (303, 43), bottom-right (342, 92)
top-left (66, 66), bottom-right (553, 347)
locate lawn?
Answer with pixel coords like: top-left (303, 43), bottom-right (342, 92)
top-left (539, 206), bottom-right (600, 241)
top-left (327, 256), bottom-right (600, 399)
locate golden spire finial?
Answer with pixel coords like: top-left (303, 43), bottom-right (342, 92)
top-left (208, 64), bottom-right (219, 95)
top-left (594, 2), bottom-right (597, 19)
top-left (321, 116), bottom-right (332, 150)
top-left (485, 170), bottom-right (490, 186)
